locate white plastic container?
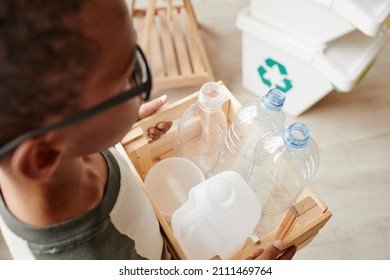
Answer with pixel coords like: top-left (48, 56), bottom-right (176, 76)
top-left (250, 0), bottom-right (356, 46)
top-left (171, 171), bottom-right (261, 260)
top-left (144, 157), bottom-right (205, 223)
top-left (237, 6), bottom-right (388, 116)
top-left (309, 0), bottom-right (390, 37)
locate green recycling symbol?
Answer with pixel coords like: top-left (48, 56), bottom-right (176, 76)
top-left (258, 58), bottom-right (293, 93)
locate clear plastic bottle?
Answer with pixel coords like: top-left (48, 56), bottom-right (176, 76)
top-left (175, 82), bottom-right (227, 174)
top-left (247, 122), bottom-right (320, 238)
top-left (171, 171), bottom-right (261, 260)
top-left (208, 88), bottom-right (286, 178)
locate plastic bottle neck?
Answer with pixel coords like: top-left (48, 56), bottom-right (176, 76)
top-left (283, 122), bottom-right (311, 149)
top-left (206, 178), bottom-right (236, 210)
top-left (262, 88), bottom-right (286, 111)
top-left (198, 82), bottom-right (225, 111)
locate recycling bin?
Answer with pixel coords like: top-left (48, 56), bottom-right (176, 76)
top-left (307, 0), bottom-right (390, 37)
top-left (237, 1), bottom-right (388, 116)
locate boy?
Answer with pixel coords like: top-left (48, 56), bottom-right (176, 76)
top-left (0, 0), bottom-right (296, 260)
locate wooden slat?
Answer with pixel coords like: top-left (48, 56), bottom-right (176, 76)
top-left (132, 9), bottom-right (147, 17)
top-left (165, 0), bottom-right (174, 21)
top-left (223, 87), bottom-right (242, 124)
top-left (130, 0), bottom-right (136, 16)
top-left (150, 16), bottom-right (165, 79)
top-left (121, 126), bottom-right (144, 146)
top-left (181, 5), bottom-right (214, 79)
top-left (180, 7), bottom-right (205, 74)
top-left (134, 15), bottom-right (143, 45)
top-left (123, 136), bottom-right (153, 180)
top-left (140, 0), bottom-right (156, 51)
top-left (285, 212), bottom-right (332, 250)
top-left (149, 128), bottom-right (177, 159)
top-left (171, 8), bottom-right (192, 75)
top-left (158, 9), bottom-right (179, 77)
top-left (296, 233), bottom-right (318, 251)
top-left (153, 72), bottom-right (209, 89)
top-left (186, 12), bottom-right (215, 80)
top-left (133, 4), bottom-right (185, 18)
top-left (183, 0), bottom-right (199, 28)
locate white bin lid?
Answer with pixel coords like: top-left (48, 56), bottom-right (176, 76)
top-left (250, 0), bottom-right (356, 45)
top-left (237, 8), bottom-right (388, 92)
top-left (310, 0), bottom-right (390, 37)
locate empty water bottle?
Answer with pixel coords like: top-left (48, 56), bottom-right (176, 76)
top-left (247, 122), bottom-right (320, 238)
top-left (175, 82), bottom-right (227, 174)
top-left (208, 88), bottom-right (286, 178)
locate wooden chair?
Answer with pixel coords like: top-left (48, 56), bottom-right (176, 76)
top-left (130, 0), bottom-right (214, 90)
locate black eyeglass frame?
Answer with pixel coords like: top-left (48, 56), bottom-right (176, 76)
top-left (0, 44), bottom-right (152, 158)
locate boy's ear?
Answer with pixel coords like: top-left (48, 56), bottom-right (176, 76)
top-left (10, 138), bottom-right (61, 181)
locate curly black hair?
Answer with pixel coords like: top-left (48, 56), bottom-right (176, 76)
top-left (0, 0), bottom-right (100, 146)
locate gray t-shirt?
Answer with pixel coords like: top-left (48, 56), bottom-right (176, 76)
top-left (0, 148), bottom-right (163, 259)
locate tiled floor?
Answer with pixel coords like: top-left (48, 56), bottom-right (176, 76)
top-left (1, 0), bottom-right (390, 260)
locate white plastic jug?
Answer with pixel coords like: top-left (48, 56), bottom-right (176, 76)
top-left (171, 171), bottom-right (261, 260)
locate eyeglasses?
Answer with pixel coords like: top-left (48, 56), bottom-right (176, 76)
top-left (0, 44), bottom-right (152, 158)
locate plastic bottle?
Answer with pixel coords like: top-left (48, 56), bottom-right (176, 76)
top-left (175, 82), bottom-right (227, 174)
top-left (247, 122), bottom-right (320, 238)
top-left (208, 88), bottom-right (286, 178)
top-left (171, 171), bottom-right (261, 260)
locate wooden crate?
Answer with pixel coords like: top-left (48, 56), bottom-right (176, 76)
top-left (116, 81), bottom-right (332, 259)
top-left (131, 0), bottom-right (214, 90)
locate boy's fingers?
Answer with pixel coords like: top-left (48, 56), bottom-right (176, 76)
top-left (250, 248), bottom-right (265, 259)
top-left (138, 95), bottom-right (168, 119)
top-left (147, 122), bottom-right (173, 140)
top-left (156, 121), bottom-right (173, 133)
top-left (278, 245), bottom-right (297, 260)
top-left (250, 240), bottom-right (296, 260)
top-left (147, 127), bottom-right (157, 140)
top-left (255, 240), bottom-right (283, 260)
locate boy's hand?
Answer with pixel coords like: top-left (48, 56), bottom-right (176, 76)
top-left (138, 95), bottom-right (173, 140)
top-left (247, 240), bottom-right (297, 260)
